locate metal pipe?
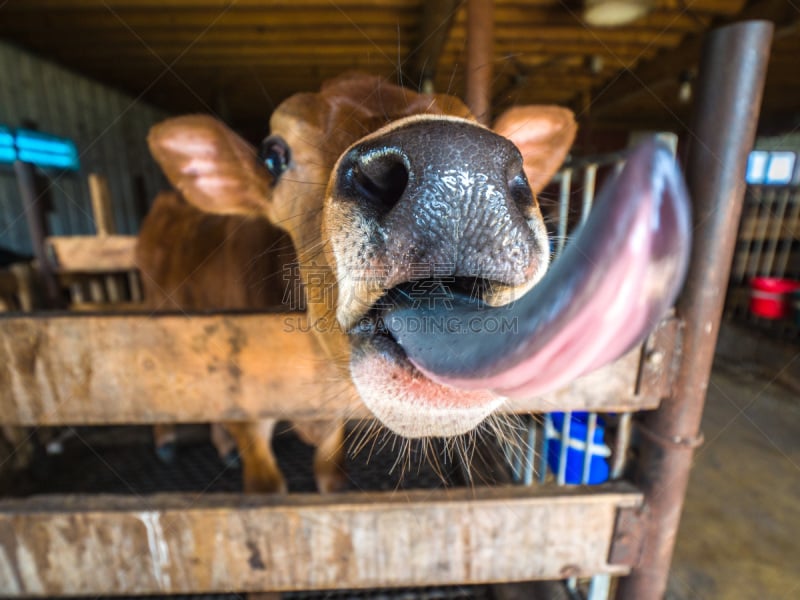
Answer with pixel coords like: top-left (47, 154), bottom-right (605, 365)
top-left (539, 414), bottom-right (550, 484)
top-left (466, 0), bottom-right (493, 125)
top-left (581, 163), bottom-right (598, 224)
top-left (524, 418), bottom-right (536, 485)
top-left (775, 190), bottom-right (800, 277)
top-left (616, 20), bottom-right (773, 599)
top-left (763, 187), bottom-right (791, 275)
top-left (581, 412), bottom-right (598, 484)
top-left (610, 412), bottom-right (632, 480)
top-left (588, 573), bottom-right (612, 600)
top-left (557, 411), bottom-right (571, 485)
top-left (556, 168), bottom-right (572, 255)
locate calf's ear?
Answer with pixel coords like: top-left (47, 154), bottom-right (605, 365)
top-left (493, 106), bottom-right (577, 194)
top-left (148, 115), bottom-right (272, 217)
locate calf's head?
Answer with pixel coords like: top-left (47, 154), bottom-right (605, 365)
top-left (148, 74), bottom-right (690, 439)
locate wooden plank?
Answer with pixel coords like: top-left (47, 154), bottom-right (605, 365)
top-left (0, 0), bottom-right (741, 12)
top-left (15, 28), bottom-right (419, 47)
top-left (57, 45), bottom-right (414, 61)
top-left (66, 301), bottom-right (147, 313)
top-left (1, 0), bottom-right (424, 8)
top-left (2, 24), bottom-right (689, 49)
top-left (46, 235), bottom-right (138, 273)
top-left (0, 8), bottom-right (709, 36)
top-left (35, 29), bottom-right (684, 60)
top-left (452, 26), bottom-right (686, 47)
top-left (0, 11), bottom-right (419, 30)
top-left (0, 485), bottom-right (642, 596)
top-left (506, 346), bottom-right (646, 414)
top-left (0, 313), bottom-right (657, 426)
top-left (86, 174), bottom-right (129, 305)
top-left (0, 313), bottom-right (353, 425)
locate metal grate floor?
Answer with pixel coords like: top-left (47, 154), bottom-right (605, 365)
top-left (66, 586), bottom-right (493, 600)
top-left (7, 422), bottom-right (481, 496)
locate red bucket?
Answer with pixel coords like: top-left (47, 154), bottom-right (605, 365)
top-left (749, 277), bottom-right (800, 319)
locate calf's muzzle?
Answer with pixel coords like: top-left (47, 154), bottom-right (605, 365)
top-left (332, 117), bottom-right (545, 290)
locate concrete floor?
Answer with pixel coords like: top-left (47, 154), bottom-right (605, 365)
top-left (667, 325), bottom-right (800, 600)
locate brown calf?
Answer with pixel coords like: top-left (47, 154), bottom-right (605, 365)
top-left (136, 72), bottom-right (688, 491)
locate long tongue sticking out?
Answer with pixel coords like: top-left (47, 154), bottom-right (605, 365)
top-left (384, 139), bottom-right (692, 398)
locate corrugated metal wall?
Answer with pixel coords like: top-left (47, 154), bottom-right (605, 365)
top-left (0, 40), bottom-right (169, 255)
top-left (754, 132), bottom-right (800, 153)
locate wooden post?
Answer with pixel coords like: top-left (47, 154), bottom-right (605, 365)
top-left (9, 263), bottom-right (36, 311)
top-left (14, 161), bottom-right (62, 308)
top-left (88, 173), bottom-right (125, 304)
top-left (466, 0), bottom-right (493, 125)
top-left (406, 0), bottom-right (460, 91)
top-left (88, 173), bottom-right (116, 236)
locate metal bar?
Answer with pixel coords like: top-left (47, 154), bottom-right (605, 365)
top-left (610, 413), bottom-right (633, 480)
top-left (749, 186), bottom-right (774, 275)
top-left (566, 577), bottom-right (579, 595)
top-left (616, 20), bottom-right (773, 600)
top-left (557, 168), bottom-right (572, 255)
top-left (588, 573), bottom-right (612, 600)
top-left (128, 270), bottom-right (143, 302)
top-left (524, 417), bottom-right (537, 486)
top-left (466, 0), bottom-right (493, 125)
top-left (540, 414), bottom-right (551, 484)
top-left (582, 412), bottom-right (598, 485)
top-left (581, 164), bottom-right (598, 224)
top-left (732, 188), bottom-right (757, 284)
top-left (775, 189), bottom-right (800, 278)
top-left (509, 426), bottom-right (523, 483)
top-left (762, 187), bottom-right (791, 275)
top-left (557, 411), bottom-right (572, 486)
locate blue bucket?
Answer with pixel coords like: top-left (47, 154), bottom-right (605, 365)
top-left (545, 412), bottom-right (610, 484)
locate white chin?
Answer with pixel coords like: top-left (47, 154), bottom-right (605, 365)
top-left (350, 337), bottom-right (504, 438)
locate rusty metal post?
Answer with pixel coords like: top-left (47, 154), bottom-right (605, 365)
top-left (466, 0), bottom-right (493, 125)
top-left (616, 20), bottom-right (773, 600)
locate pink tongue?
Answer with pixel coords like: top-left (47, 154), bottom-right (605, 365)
top-left (384, 139), bottom-right (691, 398)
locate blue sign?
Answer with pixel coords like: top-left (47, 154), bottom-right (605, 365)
top-left (0, 126), bottom-right (80, 171)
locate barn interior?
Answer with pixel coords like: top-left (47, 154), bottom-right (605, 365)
top-left (0, 1), bottom-right (798, 600)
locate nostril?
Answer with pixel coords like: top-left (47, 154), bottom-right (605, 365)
top-left (509, 171), bottom-right (535, 214)
top-left (505, 152), bottom-right (535, 214)
top-left (342, 147), bottom-right (410, 213)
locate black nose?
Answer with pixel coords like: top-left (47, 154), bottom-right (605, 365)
top-left (337, 146), bottom-right (410, 215)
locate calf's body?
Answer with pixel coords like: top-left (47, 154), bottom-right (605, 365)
top-left (137, 191), bottom-right (344, 492)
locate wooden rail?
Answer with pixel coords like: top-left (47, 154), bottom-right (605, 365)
top-left (0, 313), bottom-right (672, 425)
top-left (46, 235), bottom-right (138, 273)
top-left (0, 484), bottom-right (642, 596)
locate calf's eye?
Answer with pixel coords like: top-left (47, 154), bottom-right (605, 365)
top-left (258, 135), bottom-right (291, 180)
